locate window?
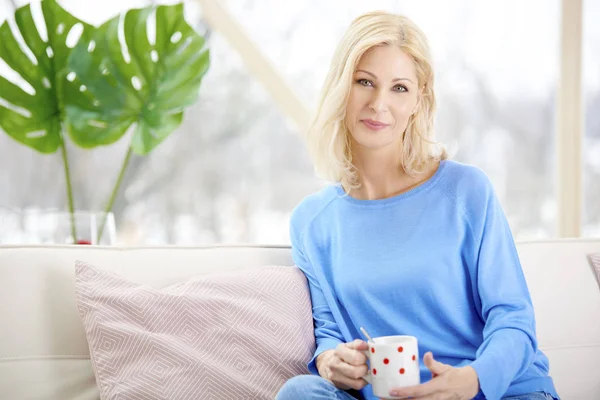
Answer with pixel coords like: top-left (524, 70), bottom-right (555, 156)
top-left (584, 0), bottom-right (600, 236)
top-left (226, 0), bottom-right (560, 239)
top-left (0, 0), bottom-right (316, 244)
top-left (2, 0), bottom-right (590, 244)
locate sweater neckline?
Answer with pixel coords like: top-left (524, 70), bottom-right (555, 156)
top-left (334, 159), bottom-right (447, 207)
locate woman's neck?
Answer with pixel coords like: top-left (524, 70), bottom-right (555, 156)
top-left (348, 151), bottom-right (438, 200)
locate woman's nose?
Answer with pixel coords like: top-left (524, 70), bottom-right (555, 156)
top-left (368, 90), bottom-right (389, 113)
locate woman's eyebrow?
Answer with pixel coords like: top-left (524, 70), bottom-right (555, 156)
top-left (356, 69), bottom-right (415, 84)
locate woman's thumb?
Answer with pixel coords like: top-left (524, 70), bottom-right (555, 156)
top-left (423, 352), bottom-right (450, 377)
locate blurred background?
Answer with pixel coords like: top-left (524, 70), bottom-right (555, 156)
top-left (0, 0), bottom-right (598, 245)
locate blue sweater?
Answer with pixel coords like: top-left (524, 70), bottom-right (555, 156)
top-left (290, 160), bottom-right (558, 400)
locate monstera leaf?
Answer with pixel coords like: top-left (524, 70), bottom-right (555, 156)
top-left (64, 3), bottom-right (210, 155)
top-left (0, 0), bottom-right (94, 154)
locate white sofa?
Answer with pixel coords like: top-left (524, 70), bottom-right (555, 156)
top-left (0, 240), bottom-right (599, 399)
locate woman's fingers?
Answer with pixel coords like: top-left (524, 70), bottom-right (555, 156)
top-left (336, 340), bottom-right (368, 366)
top-left (330, 369), bottom-right (369, 391)
top-left (331, 357), bottom-right (369, 380)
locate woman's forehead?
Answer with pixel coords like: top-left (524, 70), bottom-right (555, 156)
top-left (355, 46), bottom-right (417, 81)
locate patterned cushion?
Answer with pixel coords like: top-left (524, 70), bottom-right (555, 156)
top-left (590, 253), bottom-right (600, 289)
top-left (74, 261), bottom-right (315, 400)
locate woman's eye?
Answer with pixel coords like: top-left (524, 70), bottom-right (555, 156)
top-left (393, 85), bottom-right (408, 93)
top-left (357, 79), bottom-right (372, 87)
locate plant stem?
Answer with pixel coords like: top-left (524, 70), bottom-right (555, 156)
top-left (59, 140), bottom-right (77, 242)
top-left (98, 146), bottom-right (133, 241)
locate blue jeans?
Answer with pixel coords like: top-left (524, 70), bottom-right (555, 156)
top-left (275, 375), bottom-right (557, 400)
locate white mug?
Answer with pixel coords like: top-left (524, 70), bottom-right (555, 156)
top-left (362, 335), bottom-right (420, 399)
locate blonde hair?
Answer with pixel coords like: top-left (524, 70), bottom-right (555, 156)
top-left (305, 11), bottom-right (448, 190)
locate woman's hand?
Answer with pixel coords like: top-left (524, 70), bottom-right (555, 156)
top-left (316, 339), bottom-right (370, 391)
top-left (389, 352), bottom-right (480, 400)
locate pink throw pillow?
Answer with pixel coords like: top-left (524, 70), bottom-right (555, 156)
top-left (75, 261), bottom-right (315, 400)
top-left (590, 253), bottom-right (600, 289)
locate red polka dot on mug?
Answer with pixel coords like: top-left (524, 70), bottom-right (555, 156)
top-left (400, 368), bottom-right (405, 374)
top-left (383, 358), bottom-right (389, 365)
top-left (398, 346), bottom-right (403, 352)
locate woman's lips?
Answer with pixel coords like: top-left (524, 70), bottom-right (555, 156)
top-left (362, 119), bottom-right (390, 131)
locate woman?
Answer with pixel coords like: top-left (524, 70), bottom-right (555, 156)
top-left (276, 10), bottom-right (558, 400)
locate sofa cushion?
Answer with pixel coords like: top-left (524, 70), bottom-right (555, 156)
top-left (74, 260), bottom-right (314, 400)
top-left (2, 241), bottom-right (600, 399)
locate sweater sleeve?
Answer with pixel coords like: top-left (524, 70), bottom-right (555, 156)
top-left (290, 216), bottom-right (345, 376)
top-left (466, 178), bottom-right (538, 400)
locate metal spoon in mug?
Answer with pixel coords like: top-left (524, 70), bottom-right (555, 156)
top-left (360, 326), bottom-right (375, 344)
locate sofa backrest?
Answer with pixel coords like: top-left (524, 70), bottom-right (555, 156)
top-left (514, 239), bottom-right (600, 399)
top-left (0, 240), bottom-right (598, 399)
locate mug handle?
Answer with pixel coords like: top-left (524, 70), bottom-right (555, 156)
top-left (361, 350), bottom-right (372, 384)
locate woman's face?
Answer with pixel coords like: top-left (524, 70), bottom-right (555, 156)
top-left (345, 45), bottom-right (420, 154)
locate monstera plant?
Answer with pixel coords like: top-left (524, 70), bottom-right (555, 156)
top-left (0, 0), bottom-right (95, 241)
top-left (0, 0), bottom-right (210, 243)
